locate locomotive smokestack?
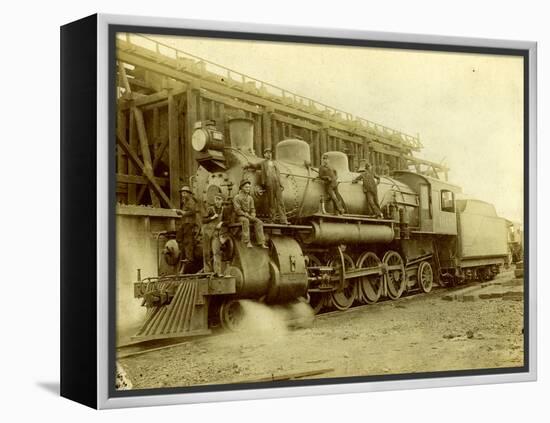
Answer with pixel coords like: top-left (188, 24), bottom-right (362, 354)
top-left (228, 114), bottom-right (255, 154)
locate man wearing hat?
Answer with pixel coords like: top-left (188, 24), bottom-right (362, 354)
top-left (202, 194), bottom-right (228, 276)
top-left (247, 147), bottom-right (289, 224)
top-left (352, 163), bottom-right (384, 218)
top-left (174, 185), bottom-right (198, 263)
top-left (233, 180), bottom-right (268, 248)
top-left (318, 154), bottom-right (346, 215)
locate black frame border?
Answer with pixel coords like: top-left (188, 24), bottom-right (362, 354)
top-left (61, 14), bottom-right (98, 409)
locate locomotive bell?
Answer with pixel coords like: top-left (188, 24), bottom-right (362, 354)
top-left (192, 120), bottom-right (224, 152)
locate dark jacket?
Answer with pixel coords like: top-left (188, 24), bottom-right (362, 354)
top-left (202, 205), bottom-right (225, 225)
top-left (178, 197), bottom-right (198, 224)
top-left (202, 205), bottom-right (228, 238)
top-left (319, 164), bottom-right (338, 188)
top-left (353, 170), bottom-right (380, 193)
top-left (251, 159), bottom-right (283, 188)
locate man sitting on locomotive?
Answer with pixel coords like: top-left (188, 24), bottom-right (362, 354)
top-left (202, 194), bottom-right (229, 276)
top-left (246, 147), bottom-right (289, 224)
top-left (352, 163), bottom-right (384, 219)
top-left (233, 180), bottom-right (269, 249)
top-left (318, 154), bottom-right (346, 215)
top-left (174, 185), bottom-right (198, 264)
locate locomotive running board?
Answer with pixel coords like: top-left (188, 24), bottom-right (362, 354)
top-left (132, 278), bottom-right (211, 342)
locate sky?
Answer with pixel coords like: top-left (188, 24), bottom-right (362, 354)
top-left (138, 33), bottom-right (524, 223)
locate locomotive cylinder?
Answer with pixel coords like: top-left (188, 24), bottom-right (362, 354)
top-left (304, 221), bottom-right (395, 245)
top-left (229, 236), bottom-right (308, 304)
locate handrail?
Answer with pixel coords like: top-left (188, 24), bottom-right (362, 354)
top-left (117, 33), bottom-right (423, 150)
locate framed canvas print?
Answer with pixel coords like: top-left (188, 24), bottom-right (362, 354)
top-left (60, 14), bottom-right (537, 409)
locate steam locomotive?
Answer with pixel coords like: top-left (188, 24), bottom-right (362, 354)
top-left (132, 115), bottom-right (510, 340)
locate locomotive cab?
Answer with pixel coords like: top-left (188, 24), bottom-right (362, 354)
top-left (392, 171), bottom-right (462, 234)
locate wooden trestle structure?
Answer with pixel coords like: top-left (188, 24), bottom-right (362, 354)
top-left (115, 33), bottom-right (449, 208)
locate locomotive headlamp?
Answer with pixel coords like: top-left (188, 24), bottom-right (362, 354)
top-left (192, 120), bottom-right (224, 152)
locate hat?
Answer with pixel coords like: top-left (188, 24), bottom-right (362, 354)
top-left (239, 179), bottom-right (251, 189)
top-left (263, 147), bottom-right (272, 153)
top-left (179, 185), bottom-right (192, 194)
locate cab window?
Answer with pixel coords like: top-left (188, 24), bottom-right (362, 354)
top-left (441, 190), bottom-right (455, 212)
top-left (420, 184), bottom-right (432, 218)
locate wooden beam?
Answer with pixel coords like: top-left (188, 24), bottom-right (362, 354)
top-left (118, 87), bottom-right (187, 110)
top-left (116, 110), bottom-right (127, 174)
top-left (253, 114), bottom-right (262, 156)
top-left (116, 125), bottom-right (174, 209)
top-left (369, 143), bottom-right (402, 156)
top-left (127, 77), bottom-right (154, 92)
top-left (168, 92), bottom-right (181, 205)
top-left (153, 107), bottom-right (160, 139)
top-left (326, 128), bottom-right (364, 145)
top-left (271, 112), bottom-right (319, 132)
top-left (185, 85), bottom-right (199, 180)
top-left (117, 46), bottom-right (412, 152)
top-left (118, 61), bottom-right (131, 92)
top-left (208, 99), bottom-right (215, 120)
top-left (200, 90), bottom-right (261, 115)
top-left (127, 111), bottom-right (137, 203)
top-left (312, 130), bottom-right (320, 166)
top-left (217, 103), bottom-right (225, 126)
top-left (262, 109), bottom-right (273, 152)
top-left (117, 174), bottom-right (169, 186)
top-left (116, 204), bottom-right (179, 218)
top-left (136, 131), bottom-right (169, 203)
top-left (198, 96), bottom-right (206, 121)
top-left (320, 127), bottom-right (328, 156)
top-left (404, 155), bottom-right (448, 171)
top-left (132, 106), bottom-right (160, 207)
top-left (141, 99), bottom-right (168, 112)
top-left (272, 120), bottom-right (280, 148)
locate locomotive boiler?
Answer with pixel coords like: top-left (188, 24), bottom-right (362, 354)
top-left (132, 115), bottom-right (510, 340)
top-left (193, 116), bottom-right (416, 222)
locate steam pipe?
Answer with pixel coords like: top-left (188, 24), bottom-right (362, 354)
top-left (303, 221), bottom-right (394, 245)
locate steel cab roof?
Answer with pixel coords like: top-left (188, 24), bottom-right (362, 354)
top-left (392, 170), bottom-right (463, 193)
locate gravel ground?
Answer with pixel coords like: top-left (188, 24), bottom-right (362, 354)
top-left (118, 270), bottom-right (524, 390)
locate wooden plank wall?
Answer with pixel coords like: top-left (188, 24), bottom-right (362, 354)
top-left (116, 66), bottom-right (405, 207)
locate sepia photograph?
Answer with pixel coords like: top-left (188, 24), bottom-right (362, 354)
top-left (113, 30), bottom-right (526, 393)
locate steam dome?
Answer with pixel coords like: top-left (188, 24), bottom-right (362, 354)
top-left (276, 139), bottom-right (311, 165)
top-left (323, 151), bottom-right (350, 174)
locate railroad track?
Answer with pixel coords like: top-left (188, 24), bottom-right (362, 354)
top-left (117, 277), bottom-right (506, 359)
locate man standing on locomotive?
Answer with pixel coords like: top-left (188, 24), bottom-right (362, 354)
top-left (174, 185), bottom-right (198, 264)
top-left (353, 163), bottom-right (384, 218)
top-left (247, 147), bottom-right (289, 224)
top-left (318, 154), bottom-right (346, 215)
top-left (233, 180), bottom-right (268, 249)
top-left (202, 194), bottom-right (228, 276)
